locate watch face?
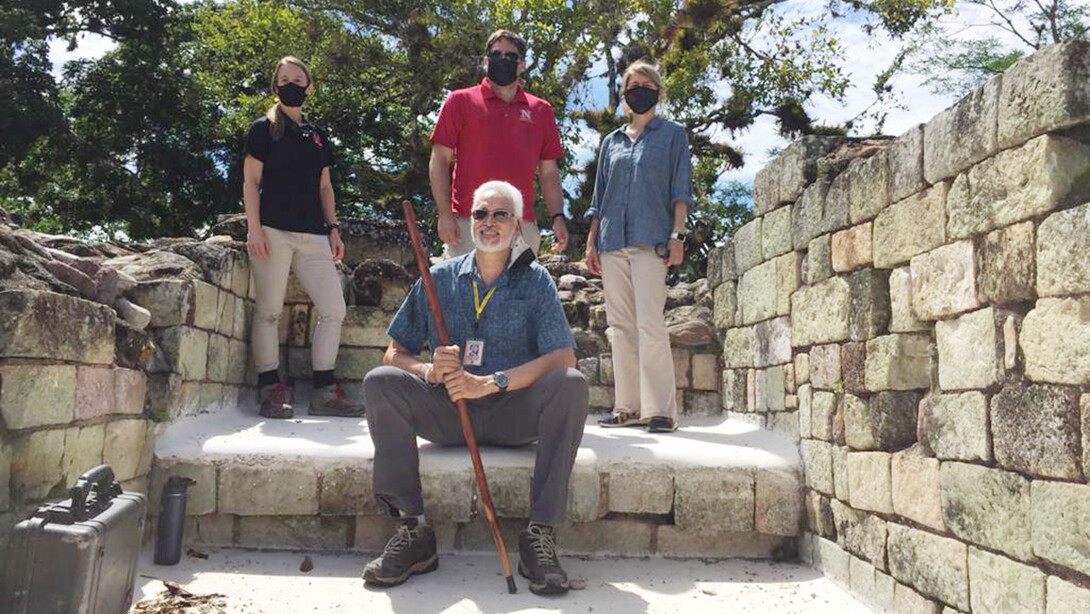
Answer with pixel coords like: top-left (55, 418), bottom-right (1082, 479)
top-left (495, 372), bottom-right (509, 389)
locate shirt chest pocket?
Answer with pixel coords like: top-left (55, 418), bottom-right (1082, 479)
top-left (637, 138), bottom-right (671, 180)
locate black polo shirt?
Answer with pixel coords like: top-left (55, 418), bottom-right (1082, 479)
top-left (245, 116), bottom-right (334, 234)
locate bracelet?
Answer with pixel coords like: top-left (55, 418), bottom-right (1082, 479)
top-left (328, 223), bottom-right (340, 231)
top-left (551, 213), bottom-right (566, 223)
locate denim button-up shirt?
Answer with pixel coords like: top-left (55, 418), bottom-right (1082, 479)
top-left (386, 253), bottom-right (575, 375)
top-left (584, 117), bottom-right (694, 254)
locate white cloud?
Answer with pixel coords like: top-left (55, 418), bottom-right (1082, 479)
top-left (48, 33), bottom-right (117, 78)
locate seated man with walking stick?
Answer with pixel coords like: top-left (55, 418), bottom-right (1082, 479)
top-left (361, 180), bottom-right (589, 595)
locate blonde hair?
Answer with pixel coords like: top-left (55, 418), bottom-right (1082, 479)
top-left (621, 60), bottom-right (665, 113)
top-left (265, 56), bottom-right (313, 141)
top-left (473, 180), bottom-right (524, 219)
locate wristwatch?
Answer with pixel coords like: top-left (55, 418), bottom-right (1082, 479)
top-left (493, 371), bottom-right (509, 392)
top-left (670, 231), bottom-right (687, 241)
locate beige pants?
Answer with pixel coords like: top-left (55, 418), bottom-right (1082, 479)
top-left (251, 227), bottom-right (346, 374)
top-left (601, 246), bottom-right (677, 420)
top-left (443, 217), bottom-right (541, 258)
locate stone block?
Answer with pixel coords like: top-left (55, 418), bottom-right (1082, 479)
top-left (691, 353), bottom-right (718, 391)
top-left (895, 584), bottom-right (942, 614)
top-left (576, 357), bottom-right (598, 385)
top-left (848, 151), bottom-right (890, 224)
top-left (991, 381), bottom-right (1080, 479)
top-left (737, 259), bottom-right (776, 325)
top-left (810, 344), bottom-right (841, 391)
top-left (887, 523), bottom-right (970, 610)
top-left (806, 491), bottom-right (836, 540)
top-left (998, 40), bottom-right (1090, 149)
top-left (981, 221), bottom-right (1035, 304)
top-left (205, 333), bottom-right (229, 383)
top-left (890, 267), bottom-right (927, 333)
top-left (232, 295), bottom-right (248, 340)
top-left (319, 466), bottom-right (373, 516)
top-left (754, 317), bottom-right (791, 367)
top-left (766, 410), bottom-right (798, 439)
top-left (852, 560), bottom-right (896, 612)
top-left (936, 308), bottom-right (998, 391)
top-left (793, 177), bottom-right (852, 248)
top-left (588, 385), bottom-right (613, 409)
top-left (833, 444), bottom-right (850, 500)
top-left (654, 526), bottom-right (786, 559)
top-left (1032, 480), bottom-right (1090, 576)
top-left (712, 281), bottom-right (736, 331)
top-left (831, 499), bottom-right (887, 568)
top-left (910, 241), bottom-right (981, 320)
top-left (969, 547), bottom-right (1045, 614)
top-left (0, 365), bottom-right (77, 430)
top-left (557, 519), bottom-right (654, 557)
top-left (0, 290), bottom-right (115, 363)
top-left (806, 234), bottom-right (834, 284)
top-left (817, 537), bottom-right (851, 589)
top-left (182, 514), bottom-right (235, 548)
top-left (599, 354), bottom-right (614, 385)
top-left (230, 257), bottom-right (249, 297)
top-left (11, 428), bottom-right (66, 500)
top-left (733, 217), bottom-right (763, 274)
top-left (0, 440), bottom-right (11, 510)
top-left (923, 74), bottom-right (999, 184)
top-left (287, 304), bottom-right (309, 348)
top-left (753, 135), bottom-right (844, 213)
top-left (333, 306), bottom-right (390, 348)
top-left (865, 334), bottom-right (930, 391)
top-left (798, 384), bottom-right (813, 439)
top-left (226, 339), bottom-right (249, 386)
top-left (842, 342), bottom-right (866, 394)
top-left (774, 252), bottom-right (800, 316)
top-left (754, 366), bottom-right (785, 413)
top-left (192, 280), bottom-right (219, 330)
top-left (1038, 201), bottom-right (1090, 298)
top-left (832, 223), bottom-right (873, 273)
top-left (238, 516), bottom-right (351, 550)
top-left (721, 368), bottom-right (747, 412)
top-left (847, 451), bottom-right (893, 514)
top-left (791, 277), bottom-right (851, 347)
top-left (674, 468), bottom-right (754, 532)
top-left (888, 125), bottom-right (926, 202)
top-left (891, 449), bottom-right (943, 530)
top-left (1048, 576), bottom-right (1090, 614)
top-left (849, 268), bottom-right (890, 341)
top-left (149, 460), bottom-right (217, 516)
top-left (1085, 395), bottom-right (1090, 481)
top-left (219, 465), bottom-right (319, 516)
top-left (75, 366), bottom-right (114, 421)
top-left (61, 425), bottom-right (105, 487)
top-left (487, 464), bottom-right (533, 518)
top-left (566, 462), bottom-right (601, 522)
top-left (923, 392), bottom-right (990, 461)
top-left (113, 368), bottom-right (146, 415)
top-left (762, 204), bottom-right (792, 259)
top-left (801, 439), bottom-right (834, 495)
top-left (940, 462), bottom-right (1032, 562)
top-left (103, 419), bottom-right (152, 482)
top-left (607, 464), bottom-right (673, 515)
top-left (873, 183), bottom-right (948, 268)
top-left (864, 391), bottom-right (921, 451)
top-left (723, 327), bottom-right (755, 369)
top-left (1022, 297), bottom-right (1090, 384)
top-left (754, 468), bottom-right (801, 536)
top-left (152, 326), bottom-right (209, 380)
top-left (672, 348), bottom-right (690, 388)
top-left (127, 280), bottom-right (192, 327)
top-left (333, 348), bottom-right (385, 381)
top-left (795, 352), bottom-right (810, 385)
top-left (811, 391), bottom-right (836, 442)
top-left (214, 289), bottom-right (234, 336)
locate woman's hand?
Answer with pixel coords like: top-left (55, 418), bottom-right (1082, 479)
top-left (585, 243), bottom-right (601, 276)
top-left (247, 227), bottom-right (270, 260)
top-left (329, 228), bottom-right (345, 261)
top-left (667, 238), bottom-right (684, 267)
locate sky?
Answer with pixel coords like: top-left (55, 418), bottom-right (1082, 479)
top-left (47, 1), bottom-right (1032, 189)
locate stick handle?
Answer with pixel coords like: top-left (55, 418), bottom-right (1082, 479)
top-left (401, 201), bottom-right (516, 593)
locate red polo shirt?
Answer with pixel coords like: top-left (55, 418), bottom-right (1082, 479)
top-left (430, 79), bottom-right (563, 221)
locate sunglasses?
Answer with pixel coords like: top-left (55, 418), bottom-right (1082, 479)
top-left (472, 208), bottom-right (514, 222)
top-left (487, 50), bottom-right (521, 63)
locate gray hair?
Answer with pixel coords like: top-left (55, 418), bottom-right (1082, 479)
top-left (472, 180), bottom-right (524, 218)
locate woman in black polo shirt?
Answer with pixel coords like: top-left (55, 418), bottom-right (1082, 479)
top-left (243, 55), bottom-right (360, 419)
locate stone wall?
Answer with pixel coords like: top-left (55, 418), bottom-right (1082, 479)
top-left (709, 40), bottom-right (1090, 612)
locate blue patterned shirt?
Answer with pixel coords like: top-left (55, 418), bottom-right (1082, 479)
top-left (386, 253), bottom-right (575, 375)
top-left (584, 117), bottom-right (694, 253)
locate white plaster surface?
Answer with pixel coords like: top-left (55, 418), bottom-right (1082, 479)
top-left (134, 548), bottom-right (875, 614)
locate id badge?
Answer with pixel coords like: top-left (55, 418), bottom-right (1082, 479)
top-left (464, 339), bottom-right (485, 367)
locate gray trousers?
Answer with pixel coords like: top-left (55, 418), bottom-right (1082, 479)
top-left (363, 365), bottom-right (589, 526)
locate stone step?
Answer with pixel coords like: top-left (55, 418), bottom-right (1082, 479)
top-left (151, 408), bottom-right (803, 559)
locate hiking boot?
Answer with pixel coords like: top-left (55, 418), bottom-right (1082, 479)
top-left (647, 416), bottom-right (678, 433)
top-left (518, 523), bottom-right (568, 595)
top-left (362, 520), bottom-right (438, 587)
top-left (597, 410), bottom-right (648, 428)
top-left (308, 382), bottom-right (364, 417)
top-left (258, 383), bottom-right (293, 419)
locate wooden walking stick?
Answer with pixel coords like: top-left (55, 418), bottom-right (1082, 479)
top-left (401, 200), bottom-right (517, 594)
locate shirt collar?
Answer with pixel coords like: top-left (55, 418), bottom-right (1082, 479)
top-left (479, 78), bottom-right (529, 105)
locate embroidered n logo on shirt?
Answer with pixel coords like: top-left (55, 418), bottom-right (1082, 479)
top-left (519, 109), bottom-right (533, 123)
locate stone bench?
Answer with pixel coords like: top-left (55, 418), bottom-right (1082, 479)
top-left (150, 408), bottom-right (802, 559)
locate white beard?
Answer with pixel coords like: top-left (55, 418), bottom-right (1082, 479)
top-left (472, 229), bottom-right (512, 253)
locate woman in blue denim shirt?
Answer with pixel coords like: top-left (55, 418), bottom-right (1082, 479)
top-left (584, 61), bottom-right (693, 433)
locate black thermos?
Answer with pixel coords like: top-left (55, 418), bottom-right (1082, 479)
top-left (154, 476), bottom-right (194, 565)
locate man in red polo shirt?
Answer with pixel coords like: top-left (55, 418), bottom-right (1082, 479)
top-left (429, 29), bottom-right (569, 257)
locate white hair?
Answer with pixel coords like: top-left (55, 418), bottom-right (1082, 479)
top-left (472, 180), bottom-right (523, 219)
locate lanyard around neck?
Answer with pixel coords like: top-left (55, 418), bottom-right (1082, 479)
top-left (472, 279), bottom-right (497, 321)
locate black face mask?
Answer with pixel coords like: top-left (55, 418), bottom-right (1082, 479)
top-left (624, 86), bottom-right (659, 115)
top-left (277, 82), bottom-right (308, 107)
top-left (487, 57), bottom-right (519, 87)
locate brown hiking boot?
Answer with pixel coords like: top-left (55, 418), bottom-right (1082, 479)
top-left (518, 523), bottom-right (569, 595)
top-left (258, 383), bottom-right (293, 419)
top-left (362, 520), bottom-right (438, 587)
top-left (308, 382), bottom-right (364, 417)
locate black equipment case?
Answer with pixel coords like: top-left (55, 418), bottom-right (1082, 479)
top-left (1, 464), bottom-right (147, 614)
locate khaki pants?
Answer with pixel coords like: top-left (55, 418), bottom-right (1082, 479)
top-left (443, 216), bottom-right (541, 258)
top-left (600, 246), bottom-right (677, 421)
top-left (250, 227), bottom-right (346, 375)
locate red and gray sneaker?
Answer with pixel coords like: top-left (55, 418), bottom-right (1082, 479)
top-left (362, 520), bottom-right (438, 587)
top-left (518, 523), bottom-right (569, 595)
top-left (309, 382), bottom-right (364, 417)
top-left (258, 383), bottom-right (293, 419)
